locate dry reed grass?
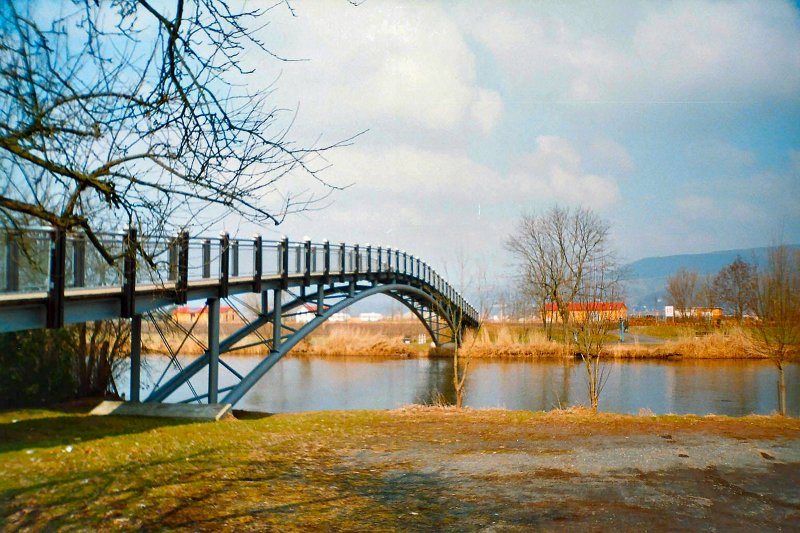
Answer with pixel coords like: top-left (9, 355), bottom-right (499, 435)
top-left (607, 327), bottom-right (765, 359)
top-left (141, 325), bottom-right (418, 358)
top-left (295, 327), bottom-right (414, 357)
top-left (139, 321), bottom-right (793, 361)
top-left (458, 326), bottom-right (571, 358)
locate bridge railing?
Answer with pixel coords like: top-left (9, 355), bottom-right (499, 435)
top-left (0, 227), bottom-right (479, 325)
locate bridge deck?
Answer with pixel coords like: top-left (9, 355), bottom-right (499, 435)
top-left (0, 271), bottom-right (478, 333)
top-left (0, 230), bottom-right (478, 333)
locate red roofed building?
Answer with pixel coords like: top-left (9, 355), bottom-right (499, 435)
top-left (173, 305), bottom-right (238, 324)
top-left (543, 302), bottom-right (627, 323)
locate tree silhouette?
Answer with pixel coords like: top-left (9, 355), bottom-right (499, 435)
top-left (0, 1), bottom-right (354, 262)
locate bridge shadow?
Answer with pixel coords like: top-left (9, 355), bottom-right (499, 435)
top-left (231, 409), bottom-right (274, 420)
top-left (2, 411), bottom-right (487, 529)
top-left (0, 409), bottom-right (196, 454)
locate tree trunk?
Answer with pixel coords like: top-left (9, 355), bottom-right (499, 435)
top-left (541, 308), bottom-right (551, 341)
top-left (778, 363), bottom-right (787, 416)
top-left (77, 324), bottom-right (88, 396)
top-left (589, 368), bottom-right (598, 411)
top-left (453, 349), bottom-right (462, 409)
top-left (584, 357), bottom-right (599, 411)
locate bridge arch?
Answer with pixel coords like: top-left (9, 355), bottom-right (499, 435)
top-left (216, 283), bottom-right (461, 405)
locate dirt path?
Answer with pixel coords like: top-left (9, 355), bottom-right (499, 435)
top-left (339, 407), bottom-right (800, 531)
top-left (623, 332), bottom-right (666, 345)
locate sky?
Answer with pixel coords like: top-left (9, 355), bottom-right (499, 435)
top-left (227, 1), bottom-right (800, 278)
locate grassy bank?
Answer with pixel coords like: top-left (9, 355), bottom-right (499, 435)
top-left (454, 323), bottom-right (787, 360)
top-left (2, 405), bottom-right (799, 531)
top-left (140, 321), bottom-right (798, 361)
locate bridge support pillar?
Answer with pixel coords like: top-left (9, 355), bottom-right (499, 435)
top-left (260, 290), bottom-right (269, 317)
top-left (316, 284), bottom-right (324, 316)
top-left (130, 314), bottom-right (142, 402)
top-left (272, 289), bottom-right (282, 351)
top-left (207, 298), bottom-right (220, 404)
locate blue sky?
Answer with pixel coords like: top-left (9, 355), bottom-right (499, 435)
top-left (230, 1), bottom-right (800, 275)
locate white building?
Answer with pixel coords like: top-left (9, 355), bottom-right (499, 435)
top-left (329, 311), bottom-right (351, 322)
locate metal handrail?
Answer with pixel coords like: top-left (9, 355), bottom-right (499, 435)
top-left (0, 227), bottom-right (479, 325)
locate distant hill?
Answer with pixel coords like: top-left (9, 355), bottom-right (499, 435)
top-left (623, 245), bottom-right (799, 312)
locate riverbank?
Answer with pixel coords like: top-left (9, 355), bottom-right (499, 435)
top-left (1, 405), bottom-right (798, 530)
top-left (140, 321), bottom-right (798, 361)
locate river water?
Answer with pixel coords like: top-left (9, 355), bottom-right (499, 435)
top-left (117, 355), bottom-right (800, 416)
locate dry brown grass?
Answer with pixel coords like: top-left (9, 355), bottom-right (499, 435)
top-left (141, 322), bottom-right (426, 357)
top-left (294, 327), bottom-right (416, 357)
top-left (607, 327), bottom-right (766, 359)
top-left (458, 326), bottom-right (571, 358)
top-left (139, 321), bottom-right (796, 361)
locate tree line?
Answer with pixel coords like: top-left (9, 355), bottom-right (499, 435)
top-left (505, 206), bottom-right (798, 415)
top-left (667, 248), bottom-right (799, 415)
top-left (666, 257), bottom-right (757, 321)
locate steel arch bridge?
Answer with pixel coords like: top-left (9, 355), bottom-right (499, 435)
top-left (0, 227), bottom-right (479, 406)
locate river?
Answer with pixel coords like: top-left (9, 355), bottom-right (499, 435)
top-left (117, 356), bottom-right (799, 416)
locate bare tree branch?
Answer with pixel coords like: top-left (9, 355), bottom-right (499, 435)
top-left (0, 0), bottom-right (354, 262)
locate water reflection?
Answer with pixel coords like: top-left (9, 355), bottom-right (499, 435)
top-left (118, 356), bottom-right (799, 416)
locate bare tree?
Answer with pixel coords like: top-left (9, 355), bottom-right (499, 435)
top-left (751, 246), bottom-right (800, 416)
top-left (666, 267), bottom-right (698, 319)
top-left (74, 320), bottom-right (131, 397)
top-left (439, 248), bottom-right (484, 409)
top-left (569, 240), bottom-right (623, 410)
top-left (0, 318), bottom-right (130, 405)
top-left (714, 257), bottom-right (757, 321)
top-left (506, 206), bottom-right (611, 342)
top-left (450, 305), bottom-right (474, 409)
top-left (696, 274), bottom-right (717, 310)
top-left (0, 1), bottom-right (352, 262)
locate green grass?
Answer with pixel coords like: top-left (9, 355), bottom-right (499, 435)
top-left (629, 324), bottom-right (696, 340)
top-left (0, 408), bottom-right (457, 531)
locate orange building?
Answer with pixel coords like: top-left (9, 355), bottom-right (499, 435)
top-left (543, 302), bottom-right (628, 323)
top-left (173, 305), bottom-right (238, 324)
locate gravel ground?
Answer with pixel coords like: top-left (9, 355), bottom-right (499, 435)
top-left (341, 408), bottom-right (800, 531)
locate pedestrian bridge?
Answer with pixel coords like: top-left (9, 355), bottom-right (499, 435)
top-left (0, 227), bottom-right (479, 406)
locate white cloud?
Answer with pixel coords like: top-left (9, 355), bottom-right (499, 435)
top-left (227, 2), bottom-right (799, 271)
top-left (633, 1), bottom-right (800, 101)
top-left (323, 144), bottom-right (498, 197)
top-left (471, 89), bottom-right (504, 135)
top-left (264, 143), bottom-right (505, 261)
top-left (674, 156), bottom-right (800, 230)
top-left (507, 136), bottom-right (621, 210)
top-left (690, 140), bottom-right (756, 170)
top-left (675, 194), bottom-right (719, 220)
top-left (258, 2), bottom-right (502, 137)
top-left (591, 139), bottom-right (635, 175)
top-left (469, 1), bottom-right (800, 103)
